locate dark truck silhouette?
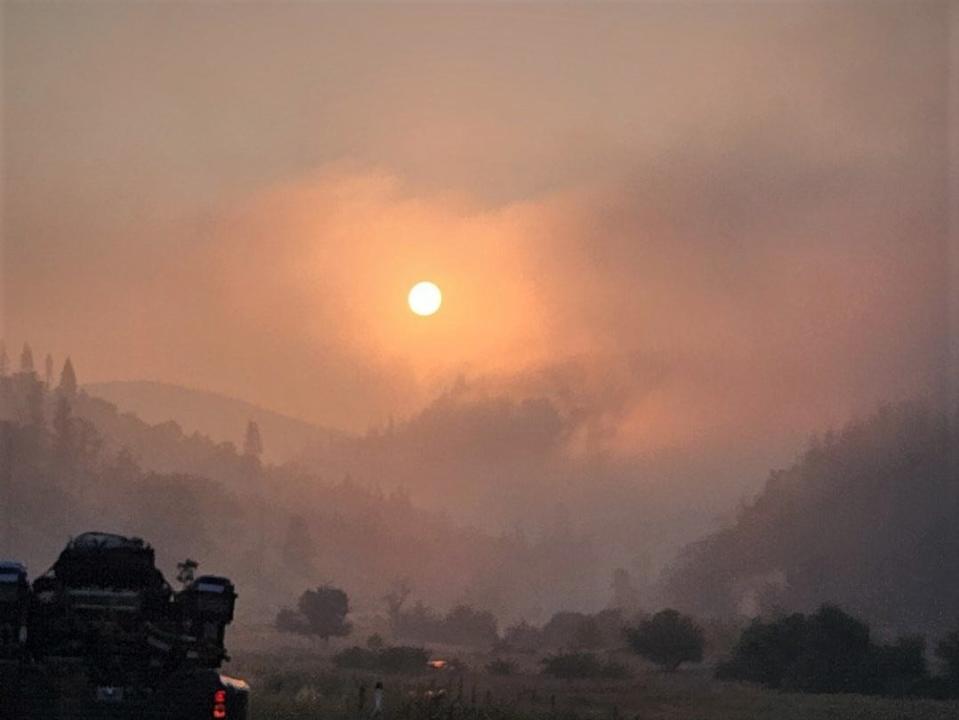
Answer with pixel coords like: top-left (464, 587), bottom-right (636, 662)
top-left (0, 532), bottom-right (249, 718)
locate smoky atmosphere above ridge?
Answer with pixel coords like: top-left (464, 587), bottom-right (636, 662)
top-left (2, 0), bottom-right (956, 603)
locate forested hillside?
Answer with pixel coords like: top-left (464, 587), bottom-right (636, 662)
top-left (666, 400), bottom-right (959, 634)
top-left (0, 347), bottom-right (606, 624)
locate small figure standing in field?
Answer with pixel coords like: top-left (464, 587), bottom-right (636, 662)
top-left (372, 681), bottom-right (384, 717)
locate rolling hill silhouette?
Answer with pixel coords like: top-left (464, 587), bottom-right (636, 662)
top-left (85, 380), bottom-right (343, 463)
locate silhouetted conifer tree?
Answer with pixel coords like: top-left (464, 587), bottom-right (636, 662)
top-left (44, 354), bottom-right (54, 388)
top-left (0, 342), bottom-right (8, 376)
top-left (20, 344), bottom-right (34, 374)
top-left (59, 357), bottom-right (77, 396)
top-left (243, 420), bottom-right (263, 462)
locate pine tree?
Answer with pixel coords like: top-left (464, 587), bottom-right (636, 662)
top-left (0, 342), bottom-right (8, 376)
top-left (59, 357), bottom-right (77, 396)
top-left (20, 344), bottom-right (34, 374)
top-left (44, 354), bottom-right (54, 388)
top-left (243, 420), bottom-right (263, 462)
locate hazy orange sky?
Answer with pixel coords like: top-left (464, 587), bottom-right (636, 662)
top-left (2, 1), bottom-right (954, 460)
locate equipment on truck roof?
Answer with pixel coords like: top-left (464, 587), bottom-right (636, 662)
top-left (0, 532), bottom-right (248, 719)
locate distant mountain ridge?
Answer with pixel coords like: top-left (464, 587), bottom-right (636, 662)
top-left (85, 380), bottom-right (344, 463)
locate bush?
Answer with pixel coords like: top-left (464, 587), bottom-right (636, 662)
top-left (862, 636), bottom-right (928, 696)
top-left (715, 613), bottom-right (807, 687)
top-left (717, 605), bottom-right (930, 696)
top-left (276, 585), bottom-right (352, 642)
top-left (486, 658), bottom-right (518, 676)
top-left (783, 605), bottom-right (871, 693)
top-left (625, 609), bottom-right (704, 672)
top-left (502, 620), bottom-right (543, 654)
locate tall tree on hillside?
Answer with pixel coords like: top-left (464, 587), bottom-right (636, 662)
top-left (0, 342), bottom-right (8, 376)
top-left (20, 344), bottom-right (34, 374)
top-left (626, 609), bottom-right (704, 672)
top-left (243, 420), bottom-right (263, 463)
top-left (59, 357), bottom-right (77, 396)
top-left (44, 354), bottom-right (54, 388)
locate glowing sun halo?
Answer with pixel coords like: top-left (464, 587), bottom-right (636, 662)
top-left (408, 281), bottom-right (442, 316)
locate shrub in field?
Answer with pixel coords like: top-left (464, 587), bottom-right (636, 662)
top-left (486, 658), bottom-right (518, 676)
top-left (861, 635), bottom-right (928, 697)
top-left (715, 612), bottom-right (807, 687)
top-left (717, 605), bottom-right (932, 696)
top-left (502, 620), bottom-right (543, 654)
top-left (275, 585), bottom-right (352, 643)
top-left (625, 609), bottom-right (704, 672)
top-left (782, 605), bottom-right (872, 692)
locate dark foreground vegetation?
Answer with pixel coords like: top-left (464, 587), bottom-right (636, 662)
top-left (718, 605), bottom-right (959, 699)
top-left (228, 652), bottom-right (959, 720)
top-left (272, 570), bottom-right (959, 701)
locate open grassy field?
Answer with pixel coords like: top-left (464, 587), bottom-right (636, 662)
top-left (226, 652), bottom-right (959, 720)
